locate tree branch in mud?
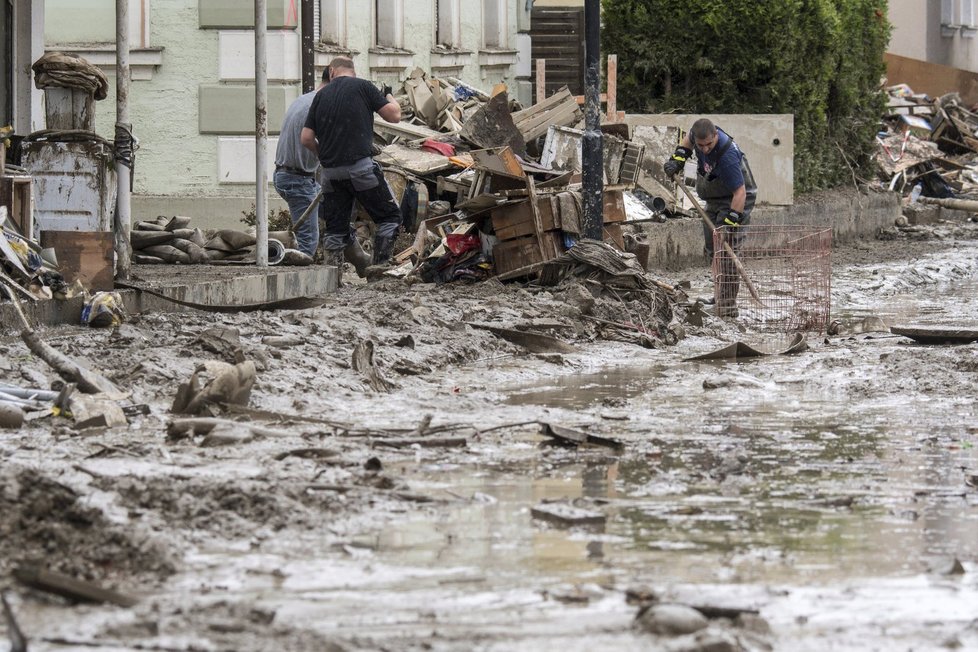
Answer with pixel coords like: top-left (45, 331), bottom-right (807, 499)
top-left (351, 339), bottom-right (397, 392)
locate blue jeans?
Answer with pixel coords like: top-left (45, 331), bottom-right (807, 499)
top-left (273, 169), bottom-right (320, 257)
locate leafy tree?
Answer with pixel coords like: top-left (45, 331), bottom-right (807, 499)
top-left (603, 0), bottom-right (890, 192)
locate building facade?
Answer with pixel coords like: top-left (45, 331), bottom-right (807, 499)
top-left (41, 0), bottom-right (532, 225)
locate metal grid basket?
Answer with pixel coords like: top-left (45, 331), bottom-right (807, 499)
top-left (713, 225), bottom-right (832, 332)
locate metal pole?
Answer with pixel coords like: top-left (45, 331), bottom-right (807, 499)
top-left (255, 0), bottom-right (268, 267)
top-left (581, 0), bottom-right (603, 241)
top-left (115, 0), bottom-right (132, 280)
top-left (301, 0), bottom-right (314, 93)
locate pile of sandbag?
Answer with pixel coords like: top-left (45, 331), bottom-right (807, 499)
top-left (131, 216), bottom-right (311, 266)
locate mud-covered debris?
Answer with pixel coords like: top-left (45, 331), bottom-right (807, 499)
top-left (21, 329), bottom-right (122, 396)
top-left (171, 360), bottom-right (256, 415)
top-left (351, 339), bottom-right (397, 393)
top-left (0, 403), bottom-right (24, 429)
top-left (928, 556), bottom-right (966, 576)
top-left (635, 603), bottom-right (709, 636)
top-left (530, 502), bottom-right (606, 528)
top-left (195, 326), bottom-right (242, 361)
top-left (13, 564), bottom-right (138, 607)
top-left (68, 392), bottom-right (127, 429)
top-left (540, 421), bottom-right (624, 451)
top-left (469, 322), bottom-right (577, 353)
top-left (1, 591), bottom-right (27, 652)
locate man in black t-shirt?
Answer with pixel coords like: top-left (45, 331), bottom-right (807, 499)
top-left (300, 56), bottom-right (402, 278)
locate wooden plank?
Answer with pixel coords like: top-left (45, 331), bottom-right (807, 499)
top-left (471, 147), bottom-right (525, 178)
top-left (530, 502), bottom-right (606, 528)
top-left (14, 565), bottom-right (138, 607)
top-left (602, 190), bottom-right (626, 223)
top-left (526, 175), bottom-right (548, 261)
top-left (607, 54), bottom-right (618, 122)
top-left (536, 59), bottom-right (546, 104)
top-left (491, 199), bottom-right (558, 241)
top-left (373, 115), bottom-right (443, 141)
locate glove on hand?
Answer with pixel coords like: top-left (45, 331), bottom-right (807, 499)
top-left (663, 145), bottom-right (692, 178)
top-left (719, 208), bottom-right (744, 227)
top-left (381, 83), bottom-right (394, 97)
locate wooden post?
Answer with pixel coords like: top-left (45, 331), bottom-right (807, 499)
top-left (536, 59), bottom-right (546, 104)
top-left (606, 54), bottom-right (617, 122)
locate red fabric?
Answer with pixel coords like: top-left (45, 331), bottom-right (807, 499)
top-left (421, 139), bottom-right (456, 157)
top-left (445, 234), bottom-right (480, 255)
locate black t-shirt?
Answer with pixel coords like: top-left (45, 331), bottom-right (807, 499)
top-left (304, 76), bottom-right (388, 168)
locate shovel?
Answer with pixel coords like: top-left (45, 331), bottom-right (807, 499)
top-left (290, 188), bottom-right (324, 236)
top-left (675, 180), bottom-right (765, 307)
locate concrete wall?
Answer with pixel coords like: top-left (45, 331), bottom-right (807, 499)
top-left (640, 188), bottom-right (900, 272)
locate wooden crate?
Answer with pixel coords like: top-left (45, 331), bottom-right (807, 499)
top-left (492, 231), bottom-right (565, 277)
top-left (40, 231), bottom-right (115, 291)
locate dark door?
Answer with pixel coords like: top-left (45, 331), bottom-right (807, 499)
top-left (1, 0), bottom-right (12, 127)
top-left (530, 6), bottom-right (585, 98)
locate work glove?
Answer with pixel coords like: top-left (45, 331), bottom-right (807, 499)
top-left (718, 208), bottom-right (744, 227)
top-left (663, 145), bottom-right (692, 178)
top-left (380, 83), bottom-right (393, 97)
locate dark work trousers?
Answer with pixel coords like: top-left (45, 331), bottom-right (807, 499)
top-left (696, 173), bottom-right (755, 310)
top-left (319, 159), bottom-right (401, 252)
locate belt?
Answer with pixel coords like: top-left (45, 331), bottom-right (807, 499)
top-left (276, 165), bottom-right (315, 178)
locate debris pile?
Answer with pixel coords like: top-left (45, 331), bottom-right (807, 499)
top-left (875, 84), bottom-right (978, 203)
top-left (370, 68), bottom-right (649, 282)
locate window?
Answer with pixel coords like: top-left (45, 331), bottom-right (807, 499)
top-left (483, 0), bottom-right (506, 49)
top-left (44, 0), bottom-right (151, 48)
top-left (436, 0), bottom-right (460, 48)
top-left (962, 0), bottom-right (976, 27)
top-left (319, 0), bottom-right (346, 46)
top-left (942, 0), bottom-right (957, 27)
top-left (375, 0), bottom-right (403, 48)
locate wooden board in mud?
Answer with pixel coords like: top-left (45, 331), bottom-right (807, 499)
top-left (890, 325), bottom-right (978, 344)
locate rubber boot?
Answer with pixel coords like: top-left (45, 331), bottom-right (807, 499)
top-left (324, 248), bottom-right (345, 283)
top-left (344, 238), bottom-right (371, 278)
top-left (365, 235), bottom-right (396, 281)
top-left (372, 235), bottom-right (395, 266)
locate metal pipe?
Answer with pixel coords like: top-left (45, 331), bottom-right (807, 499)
top-left (581, 0), bottom-right (603, 241)
top-left (115, 0), bottom-right (132, 280)
top-left (301, 0), bottom-right (315, 93)
top-left (920, 196), bottom-right (978, 212)
top-left (255, 0), bottom-right (269, 266)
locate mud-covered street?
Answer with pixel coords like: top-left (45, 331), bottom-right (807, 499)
top-left (1, 218), bottom-right (978, 652)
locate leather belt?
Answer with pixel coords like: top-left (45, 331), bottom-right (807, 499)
top-left (275, 165), bottom-right (315, 178)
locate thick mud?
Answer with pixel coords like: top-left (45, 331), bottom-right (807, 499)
top-left (1, 219), bottom-right (977, 651)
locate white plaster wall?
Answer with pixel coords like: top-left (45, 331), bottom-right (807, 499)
top-left (887, 0), bottom-right (930, 62)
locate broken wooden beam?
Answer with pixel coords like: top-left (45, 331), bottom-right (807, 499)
top-left (530, 502), bottom-right (606, 528)
top-left (13, 565), bottom-right (138, 607)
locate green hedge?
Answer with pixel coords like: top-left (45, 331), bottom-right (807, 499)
top-left (602, 0), bottom-right (890, 193)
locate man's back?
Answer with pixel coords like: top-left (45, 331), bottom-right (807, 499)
top-left (275, 90), bottom-right (319, 173)
top-left (305, 77), bottom-right (387, 168)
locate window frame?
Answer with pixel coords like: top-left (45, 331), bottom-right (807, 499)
top-left (375, 0), bottom-right (404, 49)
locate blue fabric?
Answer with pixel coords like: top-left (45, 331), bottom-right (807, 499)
top-left (273, 169), bottom-right (320, 257)
top-left (697, 129), bottom-right (745, 193)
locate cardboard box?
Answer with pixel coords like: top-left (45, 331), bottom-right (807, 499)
top-left (40, 231), bottom-right (115, 291)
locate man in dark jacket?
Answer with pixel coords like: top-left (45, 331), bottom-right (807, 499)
top-left (664, 118), bottom-right (757, 318)
top-left (300, 56), bottom-right (402, 279)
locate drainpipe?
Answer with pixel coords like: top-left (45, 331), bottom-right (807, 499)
top-left (255, 0), bottom-right (268, 266)
top-left (301, 0), bottom-right (314, 93)
top-left (115, 0), bottom-right (132, 280)
top-left (581, 0), bottom-right (603, 241)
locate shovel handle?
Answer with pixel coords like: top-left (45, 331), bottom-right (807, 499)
top-left (674, 180), bottom-right (765, 308)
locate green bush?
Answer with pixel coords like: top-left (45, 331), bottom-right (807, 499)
top-left (602, 0), bottom-right (890, 192)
